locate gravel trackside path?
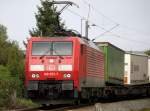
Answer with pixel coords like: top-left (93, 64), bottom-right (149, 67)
top-left (67, 98), bottom-right (150, 111)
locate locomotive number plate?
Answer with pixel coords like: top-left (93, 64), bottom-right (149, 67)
top-left (44, 72), bottom-right (58, 76)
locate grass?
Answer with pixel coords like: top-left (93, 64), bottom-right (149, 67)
top-left (133, 109), bottom-right (150, 111)
top-left (0, 98), bottom-right (39, 110)
top-left (139, 109), bottom-right (150, 111)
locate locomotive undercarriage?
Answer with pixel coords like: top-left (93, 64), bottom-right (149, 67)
top-left (27, 80), bottom-right (74, 101)
top-left (27, 80), bottom-right (150, 104)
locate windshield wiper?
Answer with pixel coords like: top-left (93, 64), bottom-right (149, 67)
top-left (52, 49), bottom-right (64, 59)
top-left (39, 49), bottom-right (51, 59)
top-left (39, 47), bottom-right (64, 59)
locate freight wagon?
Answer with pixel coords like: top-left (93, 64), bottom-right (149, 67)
top-left (25, 37), bottom-right (150, 105)
top-left (95, 43), bottom-right (149, 97)
top-left (95, 42), bottom-right (124, 85)
top-left (124, 53), bottom-right (149, 85)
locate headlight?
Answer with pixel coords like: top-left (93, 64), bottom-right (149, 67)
top-left (32, 74), bottom-right (36, 78)
top-left (35, 74), bottom-right (39, 78)
top-left (63, 74), bottom-right (71, 78)
top-left (64, 74), bottom-right (67, 78)
top-left (32, 74), bottom-right (39, 78)
top-left (67, 74), bottom-right (71, 78)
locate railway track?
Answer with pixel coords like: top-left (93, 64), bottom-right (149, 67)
top-left (17, 103), bottom-right (93, 111)
top-left (16, 96), bottom-right (150, 111)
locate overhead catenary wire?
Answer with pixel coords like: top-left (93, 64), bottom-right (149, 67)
top-left (81, 0), bottom-right (120, 40)
top-left (118, 24), bottom-right (150, 37)
top-left (82, 0), bottom-right (150, 45)
top-left (92, 24), bottom-right (119, 41)
top-left (66, 8), bottom-right (85, 19)
top-left (65, 4), bottom-right (150, 46)
top-left (82, 0), bottom-right (150, 38)
top-left (102, 32), bottom-right (150, 46)
top-left (82, 0), bottom-right (119, 25)
top-left (66, 8), bottom-right (86, 36)
top-left (92, 23), bottom-right (150, 46)
top-left (66, 8), bottom-right (119, 38)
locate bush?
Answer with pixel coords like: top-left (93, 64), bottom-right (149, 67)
top-left (16, 98), bottom-right (39, 108)
top-left (0, 24), bottom-right (25, 109)
top-left (0, 65), bottom-right (18, 107)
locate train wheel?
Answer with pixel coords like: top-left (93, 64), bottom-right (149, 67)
top-left (42, 104), bottom-right (47, 107)
top-left (88, 99), bottom-right (92, 104)
top-left (73, 99), bottom-right (80, 105)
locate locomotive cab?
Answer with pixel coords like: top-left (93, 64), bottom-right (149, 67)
top-left (25, 37), bottom-right (81, 103)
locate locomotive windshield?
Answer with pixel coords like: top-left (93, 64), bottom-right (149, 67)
top-left (32, 41), bottom-right (72, 56)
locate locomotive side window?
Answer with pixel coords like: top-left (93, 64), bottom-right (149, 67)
top-left (32, 42), bottom-right (51, 55)
top-left (53, 42), bottom-right (72, 56)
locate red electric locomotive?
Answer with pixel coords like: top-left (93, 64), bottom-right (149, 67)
top-left (25, 36), bottom-right (104, 104)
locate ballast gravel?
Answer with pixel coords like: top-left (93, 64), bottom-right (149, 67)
top-left (67, 98), bottom-right (150, 111)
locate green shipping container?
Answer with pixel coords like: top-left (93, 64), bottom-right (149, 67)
top-left (96, 42), bottom-right (125, 85)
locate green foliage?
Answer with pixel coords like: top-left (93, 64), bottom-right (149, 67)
top-left (6, 41), bottom-right (24, 76)
top-left (145, 50), bottom-right (150, 56)
top-left (0, 25), bottom-right (24, 77)
top-left (29, 0), bottom-right (65, 37)
top-left (16, 98), bottom-right (39, 108)
top-left (0, 65), bottom-right (10, 78)
top-left (0, 24), bottom-right (8, 65)
top-left (133, 109), bottom-right (150, 111)
top-left (0, 24), bottom-right (7, 42)
top-left (0, 65), bottom-right (18, 107)
top-left (0, 24), bottom-right (25, 107)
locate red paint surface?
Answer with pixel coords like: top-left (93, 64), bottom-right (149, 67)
top-left (25, 37), bottom-right (104, 91)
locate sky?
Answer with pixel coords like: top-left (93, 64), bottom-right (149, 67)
top-left (0, 0), bottom-right (150, 51)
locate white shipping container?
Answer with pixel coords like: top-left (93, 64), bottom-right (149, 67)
top-left (124, 53), bottom-right (149, 85)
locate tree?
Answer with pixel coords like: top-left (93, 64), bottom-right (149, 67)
top-left (0, 65), bottom-right (18, 107)
top-left (0, 25), bottom-right (24, 76)
top-left (0, 24), bottom-right (8, 65)
top-left (0, 26), bottom-right (24, 76)
top-left (145, 50), bottom-right (150, 56)
top-left (0, 24), bottom-right (25, 105)
top-left (0, 24), bottom-right (7, 42)
top-left (29, 0), bottom-right (65, 37)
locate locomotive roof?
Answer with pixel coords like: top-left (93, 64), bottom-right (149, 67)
top-left (79, 38), bottom-right (101, 51)
top-left (29, 36), bottom-right (102, 52)
top-left (28, 36), bottom-right (79, 41)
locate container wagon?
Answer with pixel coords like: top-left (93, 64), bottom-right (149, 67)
top-left (124, 53), bottom-right (149, 85)
top-left (122, 53), bottom-right (150, 96)
top-left (95, 42), bottom-right (124, 85)
top-left (95, 43), bottom-right (149, 97)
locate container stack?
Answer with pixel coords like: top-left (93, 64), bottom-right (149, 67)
top-left (124, 53), bottom-right (149, 85)
top-left (96, 42), bottom-right (125, 85)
